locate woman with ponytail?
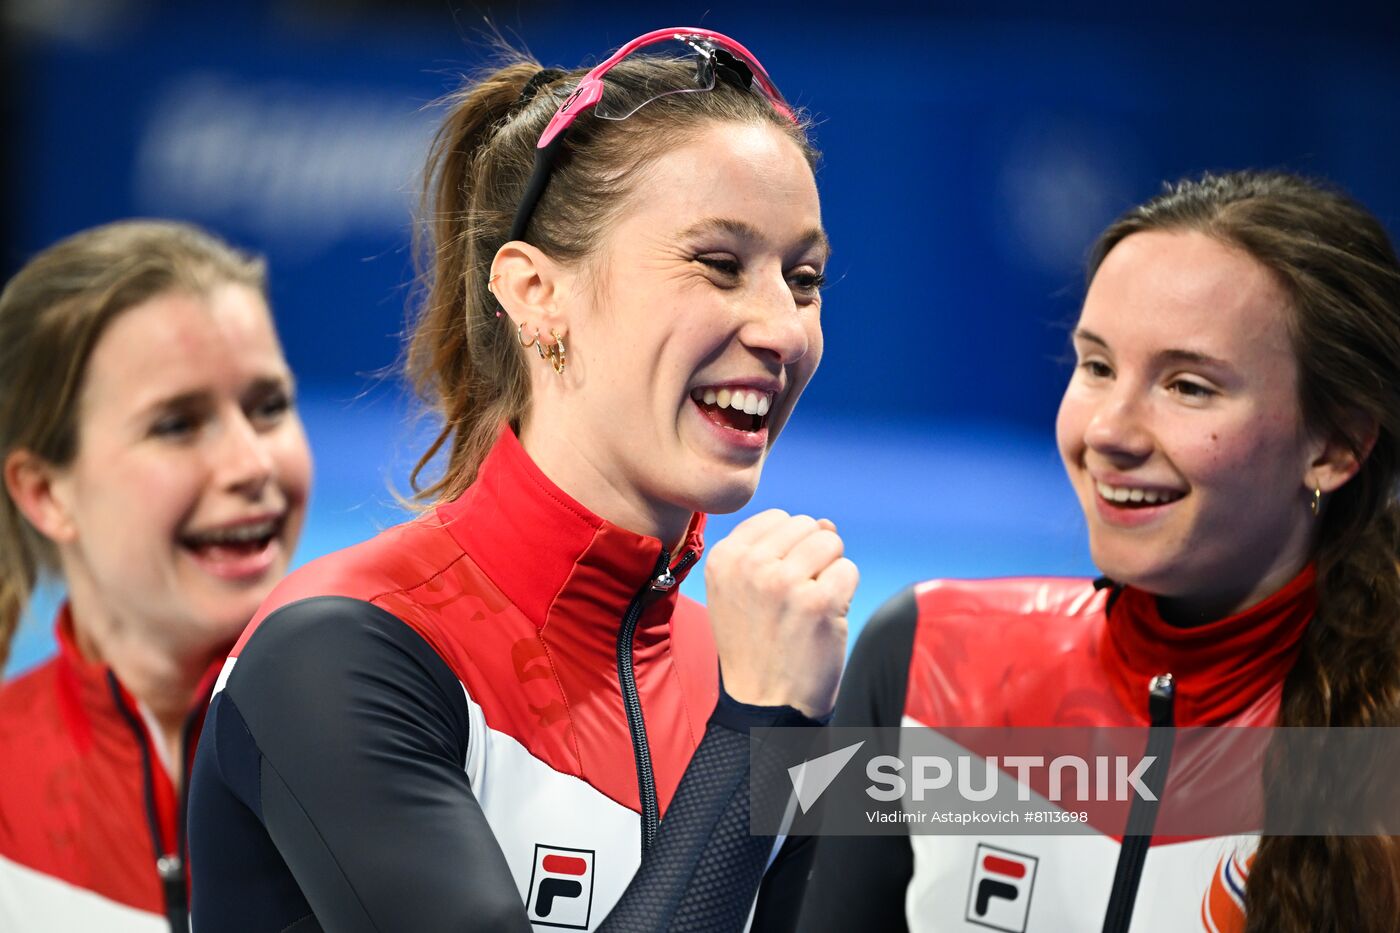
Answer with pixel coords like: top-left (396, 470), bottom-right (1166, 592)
top-left (0, 220), bottom-right (312, 931)
top-left (797, 171), bottom-right (1400, 933)
top-left (189, 29), bottom-right (851, 933)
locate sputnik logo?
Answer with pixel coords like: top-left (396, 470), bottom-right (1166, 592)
top-left (788, 741), bottom-right (866, 813)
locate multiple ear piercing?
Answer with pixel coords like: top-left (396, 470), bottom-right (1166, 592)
top-left (515, 320), bottom-right (567, 375)
top-left (488, 274), bottom-right (503, 318)
top-left (493, 272), bottom-right (567, 375)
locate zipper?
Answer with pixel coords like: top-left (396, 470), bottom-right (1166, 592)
top-left (170, 705), bottom-right (201, 932)
top-left (107, 673), bottom-right (191, 933)
top-left (618, 547), bottom-right (698, 852)
top-left (1100, 673), bottom-right (1176, 933)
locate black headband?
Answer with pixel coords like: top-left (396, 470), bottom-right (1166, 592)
top-left (516, 68), bottom-right (567, 108)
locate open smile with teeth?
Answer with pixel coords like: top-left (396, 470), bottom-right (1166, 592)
top-left (1096, 481), bottom-right (1185, 507)
top-left (690, 386), bottom-right (774, 433)
top-left (180, 517), bottom-right (283, 557)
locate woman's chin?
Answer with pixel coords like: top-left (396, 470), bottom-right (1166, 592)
top-left (1090, 550), bottom-right (1171, 593)
top-left (674, 469), bottom-right (763, 517)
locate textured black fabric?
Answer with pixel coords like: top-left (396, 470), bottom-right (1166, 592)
top-left (796, 587), bottom-right (919, 933)
top-left (602, 705), bottom-right (803, 933)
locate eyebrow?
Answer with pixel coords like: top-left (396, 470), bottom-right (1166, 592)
top-left (135, 376), bottom-right (293, 419)
top-left (677, 217), bottom-right (832, 261)
top-left (1072, 328), bottom-right (1235, 370)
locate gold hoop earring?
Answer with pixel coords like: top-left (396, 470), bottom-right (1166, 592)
top-left (537, 329), bottom-right (567, 375)
top-left (1311, 485), bottom-right (1322, 517)
top-left (487, 273), bottom-right (502, 294)
top-left (516, 322), bottom-right (538, 349)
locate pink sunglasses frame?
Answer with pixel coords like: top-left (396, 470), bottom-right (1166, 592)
top-left (505, 27), bottom-right (796, 245)
top-left (535, 27), bottom-right (794, 149)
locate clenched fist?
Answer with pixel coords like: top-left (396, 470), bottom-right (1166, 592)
top-left (704, 509), bottom-right (858, 718)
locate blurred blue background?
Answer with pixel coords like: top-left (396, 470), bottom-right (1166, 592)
top-left (4, 0), bottom-right (1399, 675)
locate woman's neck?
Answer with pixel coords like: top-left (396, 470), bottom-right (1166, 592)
top-left (1152, 558), bottom-right (1313, 627)
top-left (518, 421), bottom-right (694, 549)
top-left (67, 584), bottom-right (215, 781)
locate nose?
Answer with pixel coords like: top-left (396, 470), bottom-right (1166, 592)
top-left (217, 410), bottom-right (276, 499)
top-left (1083, 386), bottom-right (1153, 463)
top-left (739, 269), bottom-right (811, 367)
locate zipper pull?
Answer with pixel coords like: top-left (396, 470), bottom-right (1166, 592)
top-left (1148, 673), bottom-right (1175, 727)
top-left (650, 549), bottom-right (697, 592)
top-left (157, 853), bottom-right (182, 882)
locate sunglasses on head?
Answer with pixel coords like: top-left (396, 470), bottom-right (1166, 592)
top-left (507, 27), bottom-right (795, 245)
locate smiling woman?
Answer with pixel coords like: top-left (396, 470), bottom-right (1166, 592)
top-left (500, 120), bottom-right (829, 533)
top-left (797, 171), bottom-right (1400, 933)
top-left (0, 220), bottom-right (312, 932)
top-left (1058, 229), bottom-right (1339, 623)
top-left (188, 28), bottom-right (854, 933)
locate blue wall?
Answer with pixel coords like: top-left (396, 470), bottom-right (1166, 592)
top-left (13, 1), bottom-right (1400, 430)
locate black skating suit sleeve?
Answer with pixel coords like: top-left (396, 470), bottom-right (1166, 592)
top-left (795, 587), bottom-right (919, 933)
top-left (188, 596), bottom-right (812, 933)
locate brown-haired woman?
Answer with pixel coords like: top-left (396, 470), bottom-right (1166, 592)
top-left (0, 220), bottom-right (313, 932)
top-left (797, 171), bottom-right (1400, 933)
top-left (188, 29), bottom-right (853, 933)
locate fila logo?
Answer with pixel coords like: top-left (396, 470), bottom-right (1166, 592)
top-left (965, 843), bottom-right (1038, 932)
top-left (526, 844), bottom-right (596, 930)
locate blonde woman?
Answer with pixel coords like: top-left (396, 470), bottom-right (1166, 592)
top-left (0, 220), bottom-right (312, 932)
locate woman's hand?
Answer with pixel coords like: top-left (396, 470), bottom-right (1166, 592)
top-left (703, 509), bottom-right (857, 718)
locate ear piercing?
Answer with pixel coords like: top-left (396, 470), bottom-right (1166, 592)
top-left (539, 330), bottom-right (567, 375)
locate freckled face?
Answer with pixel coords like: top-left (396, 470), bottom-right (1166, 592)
top-left (1056, 230), bottom-right (1320, 615)
top-left (526, 121), bottom-right (827, 539)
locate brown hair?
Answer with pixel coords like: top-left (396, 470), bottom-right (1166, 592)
top-left (406, 49), bottom-right (816, 502)
top-left (1088, 171), bottom-right (1400, 932)
top-left (0, 219), bottom-right (266, 673)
